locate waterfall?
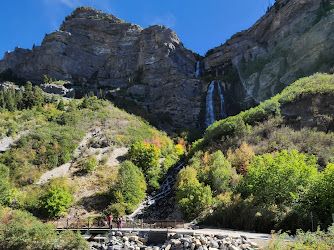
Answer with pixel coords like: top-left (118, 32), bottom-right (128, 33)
top-left (195, 61), bottom-right (201, 78)
top-left (217, 82), bottom-right (227, 119)
top-left (233, 58), bottom-right (260, 105)
top-left (129, 163), bottom-right (183, 219)
top-left (205, 81), bottom-right (215, 127)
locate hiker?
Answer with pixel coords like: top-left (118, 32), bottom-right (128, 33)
top-left (120, 216), bottom-right (123, 229)
top-left (107, 214), bottom-right (113, 229)
top-left (116, 216), bottom-right (120, 230)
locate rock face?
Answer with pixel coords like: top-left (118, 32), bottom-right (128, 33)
top-left (0, 7), bottom-right (203, 129)
top-left (203, 0), bottom-right (334, 105)
top-left (1, 2), bottom-right (333, 129)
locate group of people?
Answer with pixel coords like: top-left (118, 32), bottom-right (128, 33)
top-left (107, 214), bottom-right (124, 230)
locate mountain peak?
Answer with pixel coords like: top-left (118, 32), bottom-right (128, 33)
top-left (65, 6), bottom-right (125, 23)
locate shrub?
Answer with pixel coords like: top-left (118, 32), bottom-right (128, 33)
top-left (230, 141), bottom-right (254, 175)
top-left (239, 150), bottom-right (319, 206)
top-left (175, 167), bottom-right (213, 219)
top-left (0, 207), bottom-right (89, 249)
top-left (40, 186), bottom-right (72, 217)
top-left (83, 156), bottom-right (98, 173)
top-left (0, 164), bottom-right (11, 205)
top-left (307, 163), bottom-right (334, 225)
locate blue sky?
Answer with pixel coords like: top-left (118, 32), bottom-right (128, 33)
top-left (1, 0), bottom-right (274, 58)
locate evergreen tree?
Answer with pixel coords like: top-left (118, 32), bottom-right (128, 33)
top-left (57, 99), bottom-right (65, 111)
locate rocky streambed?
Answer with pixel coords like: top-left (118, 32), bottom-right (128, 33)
top-left (89, 230), bottom-right (262, 250)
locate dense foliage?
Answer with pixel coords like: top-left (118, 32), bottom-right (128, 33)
top-left (180, 73), bottom-right (334, 232)
top-left (40, 185), bottom-right (73, 217)
top-left (110, 160), bottom-right (146, 213)
top-left (239, 150), bottom-right (318, 206)
top-left (128, 141), bottom-right (161, 189)
top-left (0, 206), bottom-right (89, 249)
top-left (175, 167), bottom-right (212, 219)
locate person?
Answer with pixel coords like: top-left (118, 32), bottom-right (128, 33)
top-left (107, 214), bottom-right (113, 229)
top-left (120, 216), bottom-right (123, 229)
top-left (116, 216), bottom-right (120, 230)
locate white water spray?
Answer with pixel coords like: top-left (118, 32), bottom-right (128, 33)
top-left (205, 81), bottom-right (215, 127)
top-left (195, 61), bottom-right (201, 78)
top-left (129, 163), bottom-right (184, 219)
top-left (217, 82), bottom-right (227, 119)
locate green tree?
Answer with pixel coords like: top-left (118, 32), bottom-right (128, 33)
top-left (239, 150), bottom-right (318, 206)
top-left (57, 99), bottom-right (65, 111)
top-left (208, 151), bottom-right (235, 194)
top-left (111, 161), bottom-right (146, 213)
top-left (175, 167), bottom-right (213, 219)
top-left (128, 141), bottom-right (161, 189)
top-left (0, 207), bottom-right (89, 249)
top-left (307, 163), bottom-right (334, 223)
top-left (0, 164), bottom-right (11, 205)
top-left (40, 186), bottom-right (72, 217)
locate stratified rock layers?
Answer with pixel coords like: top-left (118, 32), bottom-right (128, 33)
top-left (0, 7), bottom-right (202, 129)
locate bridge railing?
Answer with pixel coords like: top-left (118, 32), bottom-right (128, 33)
top-left (46, 217), bottom-right (184, 230)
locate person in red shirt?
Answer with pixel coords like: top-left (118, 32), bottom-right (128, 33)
top-left (107, 214), bottom-right (113, 229)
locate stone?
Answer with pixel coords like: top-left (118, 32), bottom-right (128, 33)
top-left (191, 243), bottom-right (196, 250)
top-left (240, 244), bottom-right (251, 249)
top-left (228, 246), bottom-right (240, 250)
top-left (249, 241), bottom-right (259, 248)
top-left (216, 235), bottom-right (229, 240)
top-left (195, 239), bottom-right (202, 247)
top-left (184, 241), bottom-right (190, 248)
top-left (200, 236), bottom-right (208, 245)
top-left (209, 240), bottom-right (219, 248)
top-left (123, 236), bottom-right (129, 241)
top-left (129, 236), bottom-right (139, 242)
top-left (170, 239), bottom-right (182, 247)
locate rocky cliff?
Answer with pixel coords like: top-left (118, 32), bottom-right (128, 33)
top-left (0, 7), bottom-right (203, 129)
top-left (1, 1), bottom-right (333, 130)
top-left (203, 0), bottom-right (334, 106)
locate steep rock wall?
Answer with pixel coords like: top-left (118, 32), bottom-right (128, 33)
top-left (203, 0), bottom-right (334, 106)
top-left (0, 7), bottom-right (203, 129)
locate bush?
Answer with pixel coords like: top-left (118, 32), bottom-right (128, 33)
top-left (40, 186), bottom-right (72, 217)
top-left (175, 167), bottom-right (213, 219)
top-left (307, 163), bottom-right (334, 225)
top-left (0, 164), bottom-right (11, 205)
top-left (0, 207), bottom-right (89, 249)
top-left (82, 156), bottom-right (98, 173)
top-left (239, 150), bottom-right (318, 206)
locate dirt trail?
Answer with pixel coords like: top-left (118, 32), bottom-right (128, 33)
top-left (0, 130), bottom-right (29, 152)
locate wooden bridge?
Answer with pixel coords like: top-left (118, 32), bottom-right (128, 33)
top-left (46, 218), bottom-right (185, 231)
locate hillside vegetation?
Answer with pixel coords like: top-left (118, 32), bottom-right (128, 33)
top-left (0, 82), bottom-right (183, 222)
top-left (176, 73), bottom-right (334, 233)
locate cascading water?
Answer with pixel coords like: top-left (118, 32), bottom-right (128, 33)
top-left (195, 61), bottom-right (202, 78)
top-left (217, 82), bottom-right (227, 119)
top-left (233, 58), bottom-right (260, 104)
top-left (205, 81), bottom-right (215, 127)
top-left (129, 163), bottom-right (183, 219)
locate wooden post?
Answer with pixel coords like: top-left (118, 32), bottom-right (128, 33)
top-left (66, 219), bottom-right (69, 230)
top-left (88, 218), bottom-right (90, 230)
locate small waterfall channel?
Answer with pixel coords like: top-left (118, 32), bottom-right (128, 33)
top-left (195, 61), bottom-right (202, 78)
top-left (129, 163), bottom-right (183, 219)
top-left (205, 81), bottom-right (227, 127)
